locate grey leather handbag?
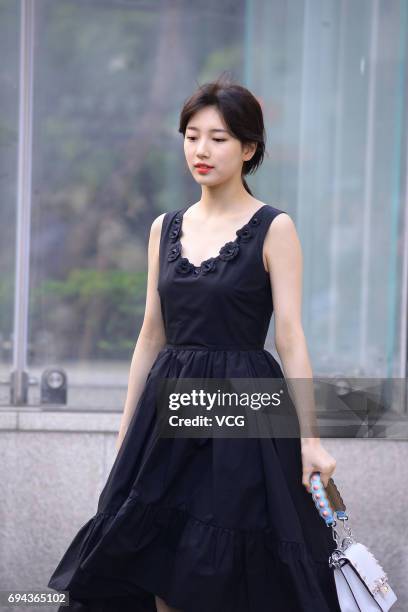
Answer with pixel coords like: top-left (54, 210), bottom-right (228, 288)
top-left (309, 472), bottom-right (397, 611)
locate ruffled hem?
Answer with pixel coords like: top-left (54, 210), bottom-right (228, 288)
top-left (48, 493), bottom-right (340, 612)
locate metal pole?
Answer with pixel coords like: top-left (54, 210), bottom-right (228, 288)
top-left (400, 4), bottom-right (408, 412)
top-left (10, 0), bottom-right (35, 405)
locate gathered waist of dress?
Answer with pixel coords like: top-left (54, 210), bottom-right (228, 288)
top-left (164, 342), bottom-right (265, 351)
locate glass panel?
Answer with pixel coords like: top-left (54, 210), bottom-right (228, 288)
top-left (28, 0), bottom-right (247, 409)
top-left (247, 0), bottom-right (408, 379)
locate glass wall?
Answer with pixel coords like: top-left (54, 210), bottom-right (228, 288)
top-left (1, 0), bottom-right (407, 409)
top-left (246, 0), bottom-right (408, 379)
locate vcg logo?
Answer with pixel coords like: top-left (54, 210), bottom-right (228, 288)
top-left (215, 415), bottom-right (245, 427)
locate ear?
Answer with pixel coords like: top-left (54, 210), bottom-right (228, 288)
top-left (242, 141), bottom-right (257, 162)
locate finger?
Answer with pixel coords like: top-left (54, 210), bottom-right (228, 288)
top-left (302, 471), bottom-right (312, 492)
top-left (321, 473), bottom-right (332, 488)
top-left (324, 466), bottom-right (337, 488)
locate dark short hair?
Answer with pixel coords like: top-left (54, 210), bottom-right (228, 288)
top-left (179, 74), bottom-right (266, 195)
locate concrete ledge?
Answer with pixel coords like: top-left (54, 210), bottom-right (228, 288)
top-left (0, 408), bottom-right (121, 432)
top-left (1, 407), bottom-right (407, 439)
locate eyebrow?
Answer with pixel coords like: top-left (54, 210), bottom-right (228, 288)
top-left (186, 127), bottom-right (229, 133)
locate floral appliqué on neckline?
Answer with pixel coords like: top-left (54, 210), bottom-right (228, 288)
top-left (167, 206), bottom-right (265, 276)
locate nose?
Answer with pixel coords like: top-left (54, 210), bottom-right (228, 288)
top-left (195, 138), bottom-right (210, 157)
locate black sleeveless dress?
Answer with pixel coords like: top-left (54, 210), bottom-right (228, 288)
top-left (48, 204), bottom-right (341, 612)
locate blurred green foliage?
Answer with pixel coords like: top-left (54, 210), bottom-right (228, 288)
top-left (32, 269), bottom-right (148, 359)
top-left (0, 0), bottom-right (243, 363)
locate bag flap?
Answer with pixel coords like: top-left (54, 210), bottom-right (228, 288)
top-left (341, 542), bottom-right (390, 596)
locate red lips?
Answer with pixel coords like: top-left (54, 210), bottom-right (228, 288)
top-left (194, 163), bottom-right (214, 168)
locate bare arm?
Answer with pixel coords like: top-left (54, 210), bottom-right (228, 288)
top-left (264, 213), bottom-right (336, 488)
top-left (115, 212), bottom-right (167, 452)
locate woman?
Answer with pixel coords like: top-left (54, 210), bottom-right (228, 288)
top-left (48, 77), bottom-right (340, 612)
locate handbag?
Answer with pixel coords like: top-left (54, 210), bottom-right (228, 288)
top-left (309, 471), bottom-right (398, 611)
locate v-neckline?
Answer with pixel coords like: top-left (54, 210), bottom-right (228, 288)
top-left (177, 204), bottom-right (268, 270)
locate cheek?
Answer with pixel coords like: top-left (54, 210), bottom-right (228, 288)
top-left (221, 149), bottom-right (242, 172)
top-left (222, 143), bottom-right (241, 164)
top-left (183, 143), bottom-right (192, 161)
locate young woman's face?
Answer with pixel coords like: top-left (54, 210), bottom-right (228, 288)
top-left (184, 105), bottom-right (254, 187)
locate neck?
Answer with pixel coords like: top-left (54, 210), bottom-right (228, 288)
top-left (198, 180), bottom-right (255, 217)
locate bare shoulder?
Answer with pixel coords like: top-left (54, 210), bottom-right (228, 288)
top-left (264, 209), bottom-right (297, 242)
top-left (262, 210), bottom-right (300, 273)
top-left (151, 212), bottom-right (167, 233)
top-left (149, 212), bottom-right (167, 244)
top-left (268, 209), bottom-right (295, 230)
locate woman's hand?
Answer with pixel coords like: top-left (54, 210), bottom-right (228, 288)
top-left (300, 439), bottom-right (336, 491)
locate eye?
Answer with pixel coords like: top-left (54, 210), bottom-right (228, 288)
top-left (185, 136), bottom-right (226, 142)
